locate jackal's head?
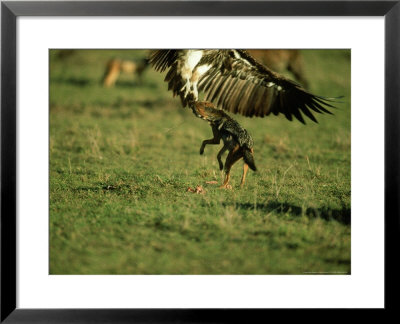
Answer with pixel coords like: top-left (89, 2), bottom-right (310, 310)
top-left (192, 101), bottom-right (226, 123)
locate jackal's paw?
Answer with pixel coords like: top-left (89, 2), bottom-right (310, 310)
top-left (219, 162), bottom-right (224, 170)
top-left (200, 148), bottom-right (204, 155)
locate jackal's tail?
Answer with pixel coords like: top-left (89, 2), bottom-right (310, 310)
top-left (243, 148), bottom-right (257, 171)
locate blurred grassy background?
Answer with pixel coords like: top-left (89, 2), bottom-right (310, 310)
top-left (50, 49), bottom-right (350, 274)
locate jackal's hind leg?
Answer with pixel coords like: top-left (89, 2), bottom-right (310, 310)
top-left (240, 163), bottom-right (249, 187)
top-left (220, 146), bottom-right (242, 189)
top-left (200, 126), bottom-right (221, 155)
top-left (217, 144), bottom-right (229, 170)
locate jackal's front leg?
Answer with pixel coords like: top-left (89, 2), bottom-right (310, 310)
top-left (200, 126), bottom-right (221, 155)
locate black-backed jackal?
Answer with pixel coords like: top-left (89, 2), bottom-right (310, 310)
top-left (190, 101), bottom-right (257, 188)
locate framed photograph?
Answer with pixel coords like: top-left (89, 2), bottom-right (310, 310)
top-left (1, 0), bottom-right (398, 321)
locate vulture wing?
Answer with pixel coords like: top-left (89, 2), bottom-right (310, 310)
top-left (198, 50), bottom-right (336, 124)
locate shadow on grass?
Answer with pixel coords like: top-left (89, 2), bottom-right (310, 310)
top-left (225, 201), bottom-right (350, 225)
top-left (51, 76), bottom-right (91, 87)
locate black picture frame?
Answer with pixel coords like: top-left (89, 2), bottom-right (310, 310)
top-left (1, 0), bottom-right (399, 322)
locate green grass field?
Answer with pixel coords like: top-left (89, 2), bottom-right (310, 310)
top-left (49, 49), bottom-right (351, 274)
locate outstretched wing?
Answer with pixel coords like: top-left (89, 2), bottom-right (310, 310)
top-left (150, 49), bottom-right (337, 124)
top-left (198, 50), bottom-right (336, 124)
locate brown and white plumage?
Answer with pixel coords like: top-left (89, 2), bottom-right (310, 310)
top-left (149, 49), bottom-right (336, 124)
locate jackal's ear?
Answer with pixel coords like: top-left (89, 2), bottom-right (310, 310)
top-left (194, 102), bottom-right (204, 109)
top-left (203, 101), bottom-right (216, 109)
top-left (194, 102), bottom-right (204, 112)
